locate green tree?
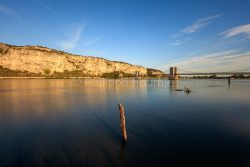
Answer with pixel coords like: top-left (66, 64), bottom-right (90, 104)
top-left (232, 74), bottom-right (245, 79)
top-left (209, 74), bottom-right (217, 79)
top-left (102, 71), bottom-right (120, 79)
top-left (44, 68), bottom-right (51, 75)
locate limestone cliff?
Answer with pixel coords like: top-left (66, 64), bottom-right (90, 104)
top-left (0, 43), bottom-right (149, 76)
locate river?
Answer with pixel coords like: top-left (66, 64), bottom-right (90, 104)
top-left (0, 79), bottom-right (250, 166)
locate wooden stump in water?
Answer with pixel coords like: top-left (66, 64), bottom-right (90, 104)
top-left (118, 104), bottom-right (127, 142)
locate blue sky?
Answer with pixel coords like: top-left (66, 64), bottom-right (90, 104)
top-left (0, 0), bottom-right (250, 72)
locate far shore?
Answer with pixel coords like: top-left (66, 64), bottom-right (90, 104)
top-left (0, 77), bottom-right (96, 79)
top-left (0, 77), bottom-right (249, 80)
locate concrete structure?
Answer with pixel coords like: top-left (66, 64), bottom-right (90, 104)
top-left (169, 67), bottom-right (178, 80)
top-left (135, 71), bottom-right (140, 77)
top-left (168, 66), bottom-right (250, 80)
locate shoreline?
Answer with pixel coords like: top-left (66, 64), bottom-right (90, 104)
top-left (0, 77), bottom-right (97, 79)
top-left (0, 77), bottom-right (249, 80)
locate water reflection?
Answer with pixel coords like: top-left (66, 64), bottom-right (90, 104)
top-left (169, 80), bottom-right (178, 90)
top-left (119, 141), bottom-right (126, 162)
top-left (0, 79), bottom-right (250, 166)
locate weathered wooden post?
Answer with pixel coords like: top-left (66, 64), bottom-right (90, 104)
top-left (228, 76), bottom-right (231, 85)
top-left (118, 104), bottom-right (127, 142)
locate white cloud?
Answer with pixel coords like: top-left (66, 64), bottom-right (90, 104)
top-left (168, 37), bottom-right (192, 47)
top-left (58, 24), bottom-right (84, 50)
top-left (0, 3), bottom-right (22, 21)
top-left (168, 14), bottom-right (221, 47)
top-left (0, 3), bottom-right (33, 30)
top-left (181, 14), bottom-right (221, 34)
top-left (33, 0), bottom-right (56, 15)
top-left (221, 24), bottom-right (250, 38)
top-left (168, 40), bottom-right (183, 47)
top-left (161, 50), bottom-right (250, 73)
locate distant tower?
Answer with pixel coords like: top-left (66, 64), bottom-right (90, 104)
top-left (169, 67), bottom-right (178, 80)
top-left (135, 71), bottom-right (140, 77)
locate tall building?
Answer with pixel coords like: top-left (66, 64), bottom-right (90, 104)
top-left (170, 67), bottom-right (178, 80)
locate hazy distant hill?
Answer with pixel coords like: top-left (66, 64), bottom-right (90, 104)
top-left (0, 43), bottom-right (163, 77)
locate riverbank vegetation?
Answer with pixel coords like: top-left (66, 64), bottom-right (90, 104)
top-left (0, 66), bottom-right (93, 78)
top-left (0, 66), bottom-right (136, 79)
top-left (1, 65), bottom-right (249, 79)
top-left (191, 74), bottom-right (250, 79)
top-left (0, 65), bottom-right (41, 77)
top-left (101, 71), bottom-right (135, 79)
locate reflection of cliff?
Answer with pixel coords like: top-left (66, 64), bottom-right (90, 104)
top-left (77, 79), bottom-right (148, 106)
top-left (0, 80), bottom-right (73, 121)
top-left (113, 80), bottom-right (148, 102)
top-left (0, 79), bottom-right (149, 122)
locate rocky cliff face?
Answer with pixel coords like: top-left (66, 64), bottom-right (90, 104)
top-left (0, 43), bottom-right (148, 76)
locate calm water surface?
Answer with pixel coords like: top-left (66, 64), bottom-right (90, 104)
top-left (0, 79), bottom-right (250, 167)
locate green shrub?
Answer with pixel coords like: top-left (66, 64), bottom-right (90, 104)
top-left (101, 71), bottom-right (135, 79)
top-left (102, 71), bottom-right (120, 79)
top-left (209, 74), bottom-right (217, 79)
top-left (44, 68), bottom-right (51, 75)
